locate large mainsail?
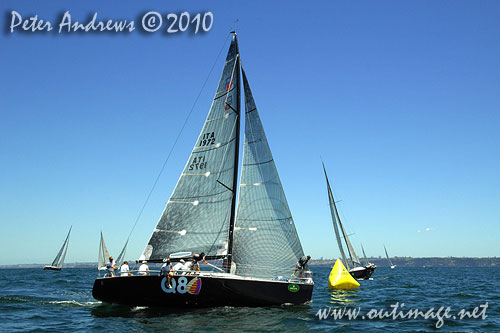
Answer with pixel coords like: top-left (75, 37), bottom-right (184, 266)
top-left (51, 226), bottom-right (71, 269)
top-left (141, 35), bottom-right (241, 261)
top-left (232, 69), bottom-right (305, 279)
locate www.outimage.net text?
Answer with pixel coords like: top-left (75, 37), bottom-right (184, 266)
top-left (316, 302), bottom-right (488, 329)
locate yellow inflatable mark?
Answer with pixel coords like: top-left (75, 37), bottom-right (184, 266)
top-left (328, 259), bottom-right (360, 290)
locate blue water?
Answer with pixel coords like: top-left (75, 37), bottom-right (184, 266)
top-left (0, 266), bottom-right (499, 332)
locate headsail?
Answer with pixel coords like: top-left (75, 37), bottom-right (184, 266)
top-left (232, 69), bottom-right (305, 279)
top-left (361, 244), bottom-right (369, 266)
top-left (338, 218), bottom-right (362, 267)
top-left (141, 35), bottom-right (241, 261)
top-left (98, 231), bottom-right (110, 271)
top-left (51, 226), bottom-right (71, 269)
top-left (116, 238), bottom-right (128, 267)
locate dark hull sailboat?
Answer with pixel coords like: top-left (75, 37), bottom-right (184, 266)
top-left (348, 264), bottom-right (376, 280)
top-left (323, 164), bottom-right (376, 280)
top-left (92, 33), bottom-right (314, 307)
top-left (93, 273), bottom-right (313, 307)
top-left (44, 226), bottom-right (72, 271)
top-left (43, 265), bottom-right (62, 271)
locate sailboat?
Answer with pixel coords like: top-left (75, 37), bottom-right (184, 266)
top-left (97, 231), bottom-right (128, 272)
top-left (92, 33), bottom-right (314, 307)
top-left (44, 226), bottom-right (72, 271)
top-left (97, 231), bottom-right (110, 271)
top-left (322, 164), bottom-right (376, 280)
top-left (384, 245), bottom-right (396, 269)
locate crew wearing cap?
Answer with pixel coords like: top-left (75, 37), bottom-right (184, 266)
top-left (173, 259), bottom-right (185, 273)
top-left (106, 256), bottom-right (117, 277)
top-left (138, 260), bottom-right (150, 275)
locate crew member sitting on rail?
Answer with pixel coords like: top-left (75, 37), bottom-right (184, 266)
top-left (160, 259), bottom-right (174, 288)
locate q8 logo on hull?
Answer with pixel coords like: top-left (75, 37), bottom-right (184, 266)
top-left (161, 276), bottom-right (202, 295)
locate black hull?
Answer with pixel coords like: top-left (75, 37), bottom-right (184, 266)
top-left (349, 265), bottom-right (376, 280)
top-left (43, 266), bottom-right (61, 271)
top-left (92, 273), bottom-right (313, 307)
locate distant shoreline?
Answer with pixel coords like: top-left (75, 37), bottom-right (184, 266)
top-left (1, 257), bottom-right (499, 269)
top-left (311, 257), bottom-right (500, 267)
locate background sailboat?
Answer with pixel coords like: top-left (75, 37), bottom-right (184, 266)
top-left (384, 245), bottom-right (397, 269)
top-left (97, 232), bottom-right (110, 271)
top-left (323, 164), bottom-right (376, 280)
top-left (92, 33), bottom-right (313, 307)
top-left (97, 232), bottom-right (128, 272)
top-left (44, 226), bottom-right (72, 271)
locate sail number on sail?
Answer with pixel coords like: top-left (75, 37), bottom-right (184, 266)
top-left (189, 156), bottom-right (207, 170)
top-left (199, 132), bottom-right (216, 146)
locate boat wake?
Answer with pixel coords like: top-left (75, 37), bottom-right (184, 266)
top-left (131, 306), bottom-right (149, 312)
top-left (48, 300), bottom-right (100, 307)
top-left (0, 295), bottom-right (99, 308)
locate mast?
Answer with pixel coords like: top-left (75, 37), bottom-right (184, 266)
top-left (322, 163), bottom-right (350, 269)
top-left (225, 32), bottom-right (241, 273)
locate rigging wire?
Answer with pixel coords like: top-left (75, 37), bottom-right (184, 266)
top-left (120, 33), bottom-right (234, 251)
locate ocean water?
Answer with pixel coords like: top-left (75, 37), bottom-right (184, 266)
top-left (0, 266), bottom-right (498, 332)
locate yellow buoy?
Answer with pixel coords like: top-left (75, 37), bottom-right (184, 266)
top-left (328, 259), bottom-right (360, 290)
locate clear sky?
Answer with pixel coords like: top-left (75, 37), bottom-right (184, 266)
top-left (1, 0), bottom-right (499, 265)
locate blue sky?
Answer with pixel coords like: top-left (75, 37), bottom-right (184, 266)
top-left (1, 0), bottom-right (499, 265)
